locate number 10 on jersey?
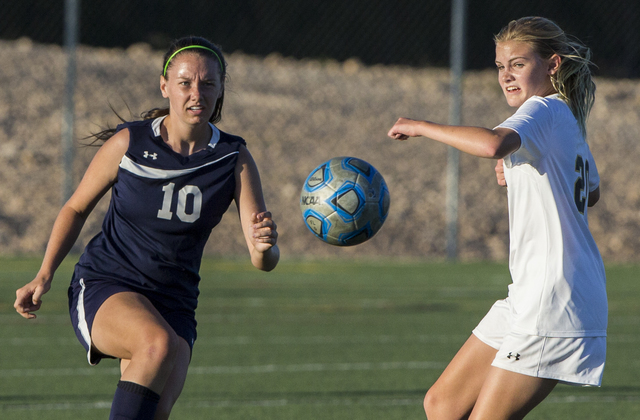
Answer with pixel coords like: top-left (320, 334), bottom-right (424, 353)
top-left (157, 183), bottom-right (202, 223)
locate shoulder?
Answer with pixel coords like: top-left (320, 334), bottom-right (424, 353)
top-left (218, 129), bottom-right (247, 147)
top-left (538, 94), bottom-right (571, 113)
top-left (115, 118), bottom-right (155, 133)
top-left (521, 95), bottom-right (572, 119)
top-left (499, 96), bottom-right (559, 164)
top-left (117, 118), bottom-right (166, 161)
top-left (101, 128), bottom-right (130, 157)
top-left (234, 144), bottom-right (260, 183)
top-left (82, 128), bottom-right (129, 181)
top-left (236, 144), bottom-right (255, 167)
top-left (501, 95), bottom-right (564, 131)
top-left (113, 119), bottom-right (157, 149)
top-left (518, 95), bottom-right (554, 115)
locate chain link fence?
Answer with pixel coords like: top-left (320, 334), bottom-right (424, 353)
top-left (0, 1), bottom-right (639, 260)
top-left (3, 0), bottom-right (638, 75)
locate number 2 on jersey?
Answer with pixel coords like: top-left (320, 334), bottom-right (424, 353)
top-left (157, 183), bottom-right (202, 223)
top-left (574, 155), bottom-right (590, 214)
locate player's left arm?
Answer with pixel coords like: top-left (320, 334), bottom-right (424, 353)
top-left (588, 186), bottom-right (600, 207)
top-left (495, 158), bottom-right (507, 187)
top-left (234, 145), bottom-right (280, 271)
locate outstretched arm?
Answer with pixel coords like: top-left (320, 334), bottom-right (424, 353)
top-left (234, 145), bottom-right (280, 272)
top-left (388, 117), bottom-right (521, 159)
top-left (14, 131), bottom-right (128, 319)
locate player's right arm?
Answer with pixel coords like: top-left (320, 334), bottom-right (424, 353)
top-left (14, 131), bottom-right (130, 319)
top-left (388, 117), bottom-right (521, 159)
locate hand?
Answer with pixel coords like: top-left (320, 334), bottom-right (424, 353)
top-left (387, 117), bottom-right (423, 140)
top-left (15, 277), bottom-right (51, 319)
top-left (251, 211), bottom-right (278, 253)
top-left (495, 159), bottom-right (507, 187)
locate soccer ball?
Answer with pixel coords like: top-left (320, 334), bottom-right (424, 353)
top-left (300, 156), bottom-right (390, 246)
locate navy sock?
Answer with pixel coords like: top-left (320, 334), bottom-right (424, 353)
top-left (109, 380), bottom-right (161, 420)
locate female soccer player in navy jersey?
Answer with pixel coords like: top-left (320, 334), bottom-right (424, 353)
top-left (15, 36), bottom-right (279, 420)
top-left (388, 17), bottom-right (606, 419)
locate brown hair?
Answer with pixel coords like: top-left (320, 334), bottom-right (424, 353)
top-left (90, 36), bottom-right (227, 142)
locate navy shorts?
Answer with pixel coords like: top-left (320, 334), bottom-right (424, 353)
top-left (68, 275), bottom-right (197, 365)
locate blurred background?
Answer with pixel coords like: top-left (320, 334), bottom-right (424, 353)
top-left (0, 0), bottom-right (639, 261)
top-left (1, 5), bottom-right (638, 418)
top-left (3, 0), bottom-right (639, 77)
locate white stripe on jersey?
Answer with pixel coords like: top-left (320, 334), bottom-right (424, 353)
top-left (119, 151), bottom-right (239, 179)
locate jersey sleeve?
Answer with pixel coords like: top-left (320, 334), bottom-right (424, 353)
top-left (219, 131), bottom-right (247, 148)
top-left (497, 96), bottom-right (555, 167)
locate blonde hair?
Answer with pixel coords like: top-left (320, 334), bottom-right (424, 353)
top-left (494, 17), bottom-right (596, 137)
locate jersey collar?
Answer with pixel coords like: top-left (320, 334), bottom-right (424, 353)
top-left (151, 115), bottom-right (221, 149)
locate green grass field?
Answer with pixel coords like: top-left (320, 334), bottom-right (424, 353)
top-left (1, 256), bottom-right (639, 419)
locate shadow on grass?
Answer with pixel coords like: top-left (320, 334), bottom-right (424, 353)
top-left (179, 388), bottom-right (427, 405)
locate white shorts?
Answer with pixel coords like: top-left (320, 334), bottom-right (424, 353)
top-left (472, 299), bottom-right (606, 387)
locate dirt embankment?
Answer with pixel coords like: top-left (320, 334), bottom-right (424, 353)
top-left (0, 38), bottom-right (639, 262)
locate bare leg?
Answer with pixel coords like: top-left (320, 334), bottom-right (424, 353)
top-left (424, 334), bottom-right (498, 420)
top-left (469, 367), bottom-right (557, 420)
top-left (120, 338), bottom-right (192, 420)
top-left (92, 292), bottom-right (181, 393)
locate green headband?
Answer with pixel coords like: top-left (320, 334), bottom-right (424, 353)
top-left (163, 45), bottom-right (225, 77)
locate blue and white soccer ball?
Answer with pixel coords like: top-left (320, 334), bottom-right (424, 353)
top-left (300, 157), bottom-right (390, 246)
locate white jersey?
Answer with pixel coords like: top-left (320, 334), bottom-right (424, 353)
top-left (497, 94), bottom-right (607, 338)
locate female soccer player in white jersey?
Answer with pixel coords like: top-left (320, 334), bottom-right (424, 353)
top-left (14, 36), bottom-right (280, 420)
top-left (388, 17), bottom-right (606, 420)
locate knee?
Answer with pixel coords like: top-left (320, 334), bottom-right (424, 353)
top-left (136, 327), bottom-right (180, 366)
top-left (423, 386), bottom-right (448, 419)
top-left (423, 388), bottom-right (436, 417)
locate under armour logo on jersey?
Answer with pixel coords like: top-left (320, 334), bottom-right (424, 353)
top-left (507, 352), bottom-right (520, 361)
top-left (143, 151), bottom-right (158, 160)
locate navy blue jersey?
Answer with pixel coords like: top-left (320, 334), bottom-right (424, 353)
top-left (74, 116), bottom-right (246, 313)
